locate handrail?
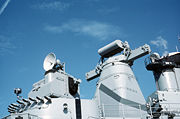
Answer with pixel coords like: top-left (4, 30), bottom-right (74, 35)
top-left (100, 103), bottom-right (180, 118)
top-left (147, 103), bottom-right (180, 118)
top-left (100, 104), bottom-right (146, 118)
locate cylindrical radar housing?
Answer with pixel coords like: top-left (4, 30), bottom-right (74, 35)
top-left (98, 40), bottom-right (125, 58)
top-left (148, 52), bottom-right (180, 92)
top-left (154, 69), bottom-right (179, 91)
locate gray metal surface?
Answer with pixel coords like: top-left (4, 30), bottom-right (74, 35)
top-left (3, 40), bottom-right (180, 119)
top-left (145, 52), bottom-right (180, 119)
top-left (154, 69), bottom-right (178, 91)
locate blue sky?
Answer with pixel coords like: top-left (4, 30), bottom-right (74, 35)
top-left (0, 0), bottom-right (180, 117)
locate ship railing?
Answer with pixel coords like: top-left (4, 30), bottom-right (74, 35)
top-left (148, 103), bottom-right (180, 118)
top-left (100, 103), bottom-right (180, 119)
top-left (161, 88), bottom-right (180, 92)
top-left (100, 104), bottom-right (147, 119)
top-left (1, 115), bottom-right (10, 119)
top-left (3, 113), bottom-right (42, 119)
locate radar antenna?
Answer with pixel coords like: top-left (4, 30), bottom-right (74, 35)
top-left (176, 33), bottom-right (180, 52)
top-left (43, 53), bottom-right (64, 74)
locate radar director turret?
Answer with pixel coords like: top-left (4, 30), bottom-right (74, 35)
top-left (86, 40), bottom-right (151, 119)
top-left (145, 52), bottom-right (180, 91)
top-left (86, 40), bottom-right (151, 81)
top-left (145, 52), bottom-right (180, 118)
top-left (28, 53), bottom-right (81, 100)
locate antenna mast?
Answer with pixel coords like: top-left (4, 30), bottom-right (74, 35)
top-left (176, 33), bottom-right (180, 52)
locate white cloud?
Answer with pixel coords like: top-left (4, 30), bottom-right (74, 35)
top-left (44, 20), bottom-right (124, 41)
top-left (150, 36), bottom-right (169, 56)
top-left (0, 35), bottom-right (16, 55)
top-left (32, 1), bottom-right (70, 11)
top-left (162, 51), bottom-right (168, 56)
top-left (150, 36), bottom-right (168, 49)
top-left (0, 0), bottom-right (11, 15)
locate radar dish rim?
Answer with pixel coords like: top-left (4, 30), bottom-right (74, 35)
top-left (43, 53), bottom-right (56, 71)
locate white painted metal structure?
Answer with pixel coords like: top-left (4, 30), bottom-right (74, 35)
top-left (3, 40), bottom-right (180, 119)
